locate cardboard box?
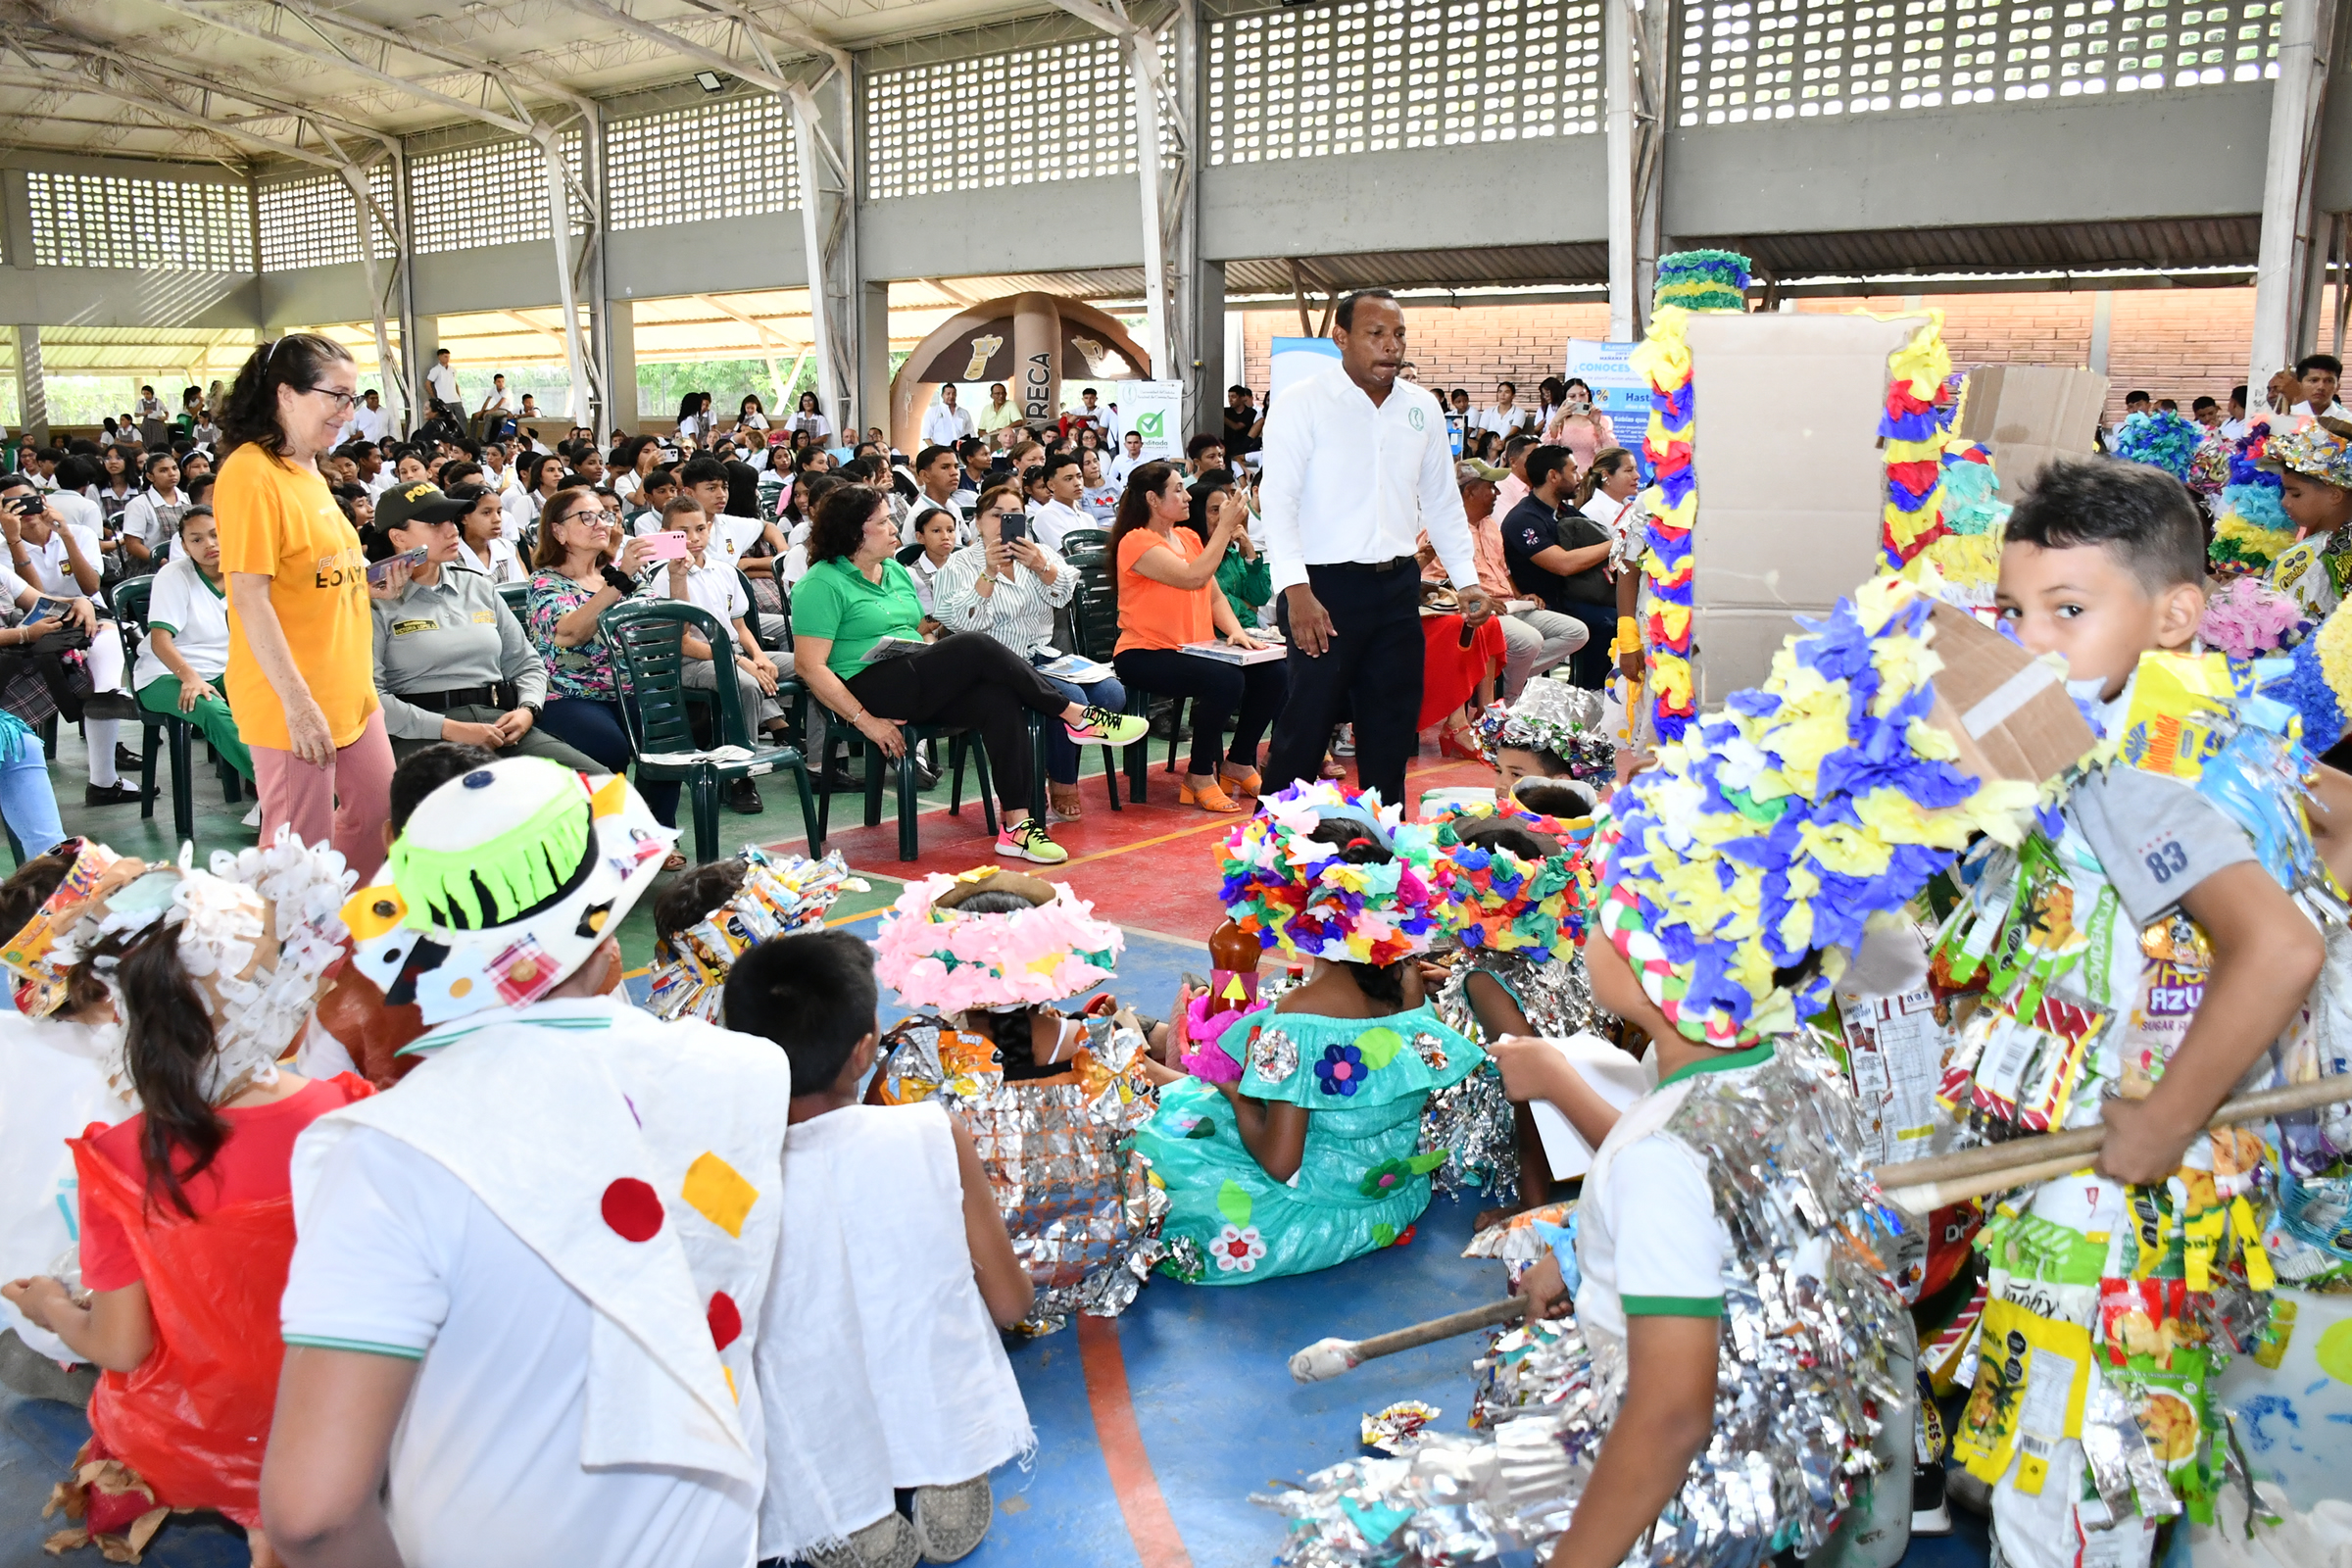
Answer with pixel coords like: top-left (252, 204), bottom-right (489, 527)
top-left (1954, 364), bottom-right (2108, 505)
top-left (1920, 598), bottom-right (2094, 785)
top-left (1685, 311), bottom-right (1928, 708)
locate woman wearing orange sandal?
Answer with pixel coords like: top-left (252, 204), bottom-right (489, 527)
top-left (1110, 462), bottom-right (1289, 813)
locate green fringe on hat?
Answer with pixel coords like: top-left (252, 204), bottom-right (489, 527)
top-left (391, 782), bottom-right (591, 931)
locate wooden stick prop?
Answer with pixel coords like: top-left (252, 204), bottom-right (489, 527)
top-left (1289, 1296), bottom-right (1527, 1384)
top-left (1873, 1074), bottom-right (2352, 1213)
top-left (1285, 1076), bottom-right (2352, 1385)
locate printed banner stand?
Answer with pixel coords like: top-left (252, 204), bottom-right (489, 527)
top-left (1123, 379), bottom-right (1186, 462)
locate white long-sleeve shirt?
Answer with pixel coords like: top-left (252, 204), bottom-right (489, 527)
top-left (921, 403), bottom-right (975, 447)
top-left (1258, 370), bottom-right (1479, 596)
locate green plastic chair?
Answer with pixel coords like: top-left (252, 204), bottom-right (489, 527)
top-left (597, 599), bottom-right (821, 863)
top-left (801, 693), bottom-right (997, 862)
top-left (112, 573), bottom-right (241, 845)
top-left (1058, 526), bottom-right (1110, 560)
top-left (497, 579), bottom-right (533, 620)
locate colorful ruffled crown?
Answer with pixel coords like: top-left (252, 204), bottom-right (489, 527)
top-left (1652, 249), bottom-right (1752, 314)
top-left (2110, 410), bottom-right (2205, 481)
top-left (1216, 782), bottom-right (1444, 967)
top-left (644, 848), bottom-right (860, 1022)
top-left (1596, 577), bottom-right (2064, 1046)
top-left (874, 867), bottom-right (1124, 1013)
top-left (1428, 801), bottom-right (1594, 956)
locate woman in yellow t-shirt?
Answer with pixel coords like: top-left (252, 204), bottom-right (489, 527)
top-left (217, 334), bottom-right (402, 882)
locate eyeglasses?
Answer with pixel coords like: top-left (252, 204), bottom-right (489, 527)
top-left (303, 386), bottom-right (362, 413)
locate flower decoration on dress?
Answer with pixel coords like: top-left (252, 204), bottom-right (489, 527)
top-left (1878, 311), bottom-right (1956, 569)
top-left (2199, 577), bottom-right (2308, 662)
top-left (1357, 1152), bottom-right (1445, 1198)
top-left (1215, 782), bottom-right (1445, 966)
top-left (643, 847), bottom-right (861, 1022)
top-left (1314, 1043), bottom-right (1366, 1096)
top-left (1426, 800), bottom-right (1594, 953)
top-left (2109, 409), bottom-right (2206, 481)
top-left (874, 867), bottom-right (1124, 1013)
top-left (1212, 1224), bottom-right (1266, 1273)
top-left (1595, 575), bottom-right (2072, 1047)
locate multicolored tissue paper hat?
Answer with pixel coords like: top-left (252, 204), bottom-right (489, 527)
top-left (343, 758), bottom-right (675, 1025)
top-left (874, 867), bottom-right (1123, 1013)
top-left (1, 837), bottom-right (122, 1017)
top-left (1428, 802), bottom-right (1592, 956)
top-left (2260, 416), bottom-right (2352, 492)
top-left (1596, 576), bottom-right (2092, 1047)
top-left (1217, 781), bottom-right (1446, 967)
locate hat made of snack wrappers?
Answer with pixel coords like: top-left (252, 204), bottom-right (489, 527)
top-left (2260, 416), bottom-right (2352, 492)
top-left (875, 867), bottom-right (1124, 1013)
top-left (644, 847), bottom-right (862, 1022)
top-left (343, 759), bottom-right (675, 1025)
top-left (1, 837), bottom-right (123, 1017)
top-left (1595, 575), bottom-right (2089, 1047)
top-left (1217, 781), bottom-right (1446, 967)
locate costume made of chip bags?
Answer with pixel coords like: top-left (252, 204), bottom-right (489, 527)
top-left (38, 832), bottom-right (357, 1538)
top-left (870, 868), bottom-right (1166, 1334)
top-left (1925, 653), bottom-right (2344, 1567)
top-left (641, 847), bottom-right (860, 1022)
top-left (1261, 575), bottom-right (2084, 1567)
top-left (1131, 784), bottom-right (1482, 1285)
top-left (1420, 800), bottom-right (1603, 1202)
top-left (2260, 417), bottom-right (2352, 622)
top-left (306, 760), bottom-right (802, 1551)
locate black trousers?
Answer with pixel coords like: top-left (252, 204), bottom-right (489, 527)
top-left (1560, 600), bottom-right (1617, 688)
top-left (842, 632), bottom-right (1071, 814)
top-left (1113, 647), bottom-right (1290, 777)
top-left (1264, 563), bottom-right (1425, 806)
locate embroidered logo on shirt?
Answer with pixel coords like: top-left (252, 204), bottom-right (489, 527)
top-left (390, 618), bottom-right (436, 637)
top-left (470, 611), bottom-right (496, 624)
top-left (1408, 408), bottom-right (1426, 429)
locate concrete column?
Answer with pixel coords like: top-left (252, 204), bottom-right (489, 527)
top-left (858, 280), bottom-right (892, 447)
top-left (2249, 0), bottom-right (2338, 391)
top-left (2088, 291), bottom-right (2114, 374)
top-left (1, 171), bottom-right (36, 276)
top-left (1189, 259), bottom-right (1227, 438)
top-left (14, 325), bottom-right (44, 448)
top-left (605, 298), bottom-right (639, 434)
top-left (409, 317), bottom-right (441, 441)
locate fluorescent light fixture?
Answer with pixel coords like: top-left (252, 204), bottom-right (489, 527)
top-left (695, 70), bottom-right (726, 93)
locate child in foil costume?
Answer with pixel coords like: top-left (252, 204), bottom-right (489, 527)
top-left (1131, 784), bottom-right (1483, 1285)
top-left (0, 831), bottom-right (360, 1563)
top-left (1474, 676), bottom-right (1616, 795)
top-left (2261, 416), bottom-right (2352, 622)
top-left (641, 847), bottom-right (861, 1023)
top-left (1419, 799), bottom-right (1614, 1210)
top-left (870, 867), bottom-right (1169, 1333)
top-left (1262, 575), bottom-right (2088, 1568)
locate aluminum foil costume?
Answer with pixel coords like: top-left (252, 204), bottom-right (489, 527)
top-left (871, 868), bottom-right (1166, 1334)
top-left (640, 847), bottom-right (860, 1022)
top-left (1470, 678), bottom-right (1615, 786)
top-left (1421, 800), bottom-right (1602, 1204)
top-left (1262, 576), bottom-right (2087, 1566)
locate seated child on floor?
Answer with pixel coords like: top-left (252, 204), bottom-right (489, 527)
top-left (642, 846), bottom-right (858, 1022)
top-left (723, 930), bottom-right (1032, 1568)
top-left (3, 833), bottom-right (362, 1568)
top-left (869, 868), bottom-right (1174, 1332)
top-left (1129, 783), bottom-right (1482, 1285)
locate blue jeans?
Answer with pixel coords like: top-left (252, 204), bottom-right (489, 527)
top-left (0, 717), bottom-right (63, 858)
top-left (1036, 660), bottom-right (1124, 785)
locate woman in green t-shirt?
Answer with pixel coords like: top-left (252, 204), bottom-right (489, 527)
top-left (790, 483), bottom-right (1151, 867)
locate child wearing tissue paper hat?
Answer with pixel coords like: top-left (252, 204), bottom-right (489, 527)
top-left (1128, 782), bottom-right (1482, 1285)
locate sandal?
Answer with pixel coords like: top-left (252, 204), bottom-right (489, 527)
top-left (1179, 778), bottom-right (1246, 813)
top-left (1318, 755), bottom-right (1348, 780)
top-left (1218, 762), bottom-right (1262, 796)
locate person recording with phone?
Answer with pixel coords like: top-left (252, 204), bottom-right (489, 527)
top-left (0, 471), bottom-right (132, 805)
top-left (641, 493), bottom-right (788, 814)
top-left (366, 480), bottom-right (601, 777)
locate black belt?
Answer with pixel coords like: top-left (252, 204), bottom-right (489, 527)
top-left (1311, 556), bottom-right (1418, 575)
top-left (401, 683), bottom-right (510, 712)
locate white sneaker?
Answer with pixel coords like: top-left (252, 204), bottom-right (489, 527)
top-left (241, 804), bottom-right (263, 828)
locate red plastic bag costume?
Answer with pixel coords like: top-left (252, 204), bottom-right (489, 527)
top-left (66, 1133), bottom-right (305, 1528)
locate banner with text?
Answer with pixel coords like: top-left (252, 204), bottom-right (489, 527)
top-left (1124, 378), bottom-right (1187, 462)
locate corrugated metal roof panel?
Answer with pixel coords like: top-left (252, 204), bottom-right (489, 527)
top-left (1684, 219), bottom-right (2264, 279)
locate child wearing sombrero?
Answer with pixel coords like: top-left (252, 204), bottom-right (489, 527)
top-left (1128, 782), bottom-right (1483, 1285)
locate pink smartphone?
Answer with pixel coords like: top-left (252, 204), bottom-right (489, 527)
top-left (642, 529), bottom-right (692, 563)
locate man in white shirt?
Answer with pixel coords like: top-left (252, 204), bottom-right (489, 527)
top-left (1105, 429), bottom-right (1145, 486)
top-left (975, 382), bottom-right (1022, 435)
top-left (1029, 454), bottom-right (1092, 552)
top-left (905, 444), bottom-right (972, 543)
top-left (425, 349), bottom-right (463, 421)
top-left (1474, 381), bottom-right (1536, 441)
top-left (1258, 289), bottom-right (1492, 804)
top-left (476, 374), bottom-right (515, 440)
top-left (2220, 384), bottom-right (2253, 441)
top-left (921, 385), bottom-right (976, 449)
top-left (2296, 354), bottom-right (2349, 420)
top-left (350, 390), bottom-right (390, 444)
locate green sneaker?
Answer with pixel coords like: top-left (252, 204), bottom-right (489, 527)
top-left (995, 816), bottom-right (1068, 864)
top-left (1065, 705), bottom-right (1149, 746)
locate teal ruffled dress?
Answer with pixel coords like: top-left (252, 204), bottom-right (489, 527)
top-left (1129, 1003), bottom-right (1483, 1285)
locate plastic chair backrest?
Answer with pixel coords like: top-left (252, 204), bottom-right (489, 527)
top-left (1071, 574), bottom-right (1124, 663)
top-left (497, 580), bottom-right (532, 620)
top-left (1059, 527), bottom-right (1110, 558)
top-left (111, 572), bottom-right (157, 670)
top-left (597, 599), bottom-right (753, 753)
top-left (733, 566), bottom-right (787, 650)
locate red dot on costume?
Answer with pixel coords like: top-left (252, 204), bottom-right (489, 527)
top-left (601, 1178), bottom-right (664, 1242)
top-left (708, 1292), bottom-right (742, 1352)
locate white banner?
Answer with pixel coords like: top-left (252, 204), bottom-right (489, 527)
top-left (1123, 378), bottom-right (1186, 462)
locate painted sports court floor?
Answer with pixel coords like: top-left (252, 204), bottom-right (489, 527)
top-left (2, 737), bottom-right (1991, 1567)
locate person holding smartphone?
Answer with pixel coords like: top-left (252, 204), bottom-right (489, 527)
top-left (0, 473), bottom-right (131, 805)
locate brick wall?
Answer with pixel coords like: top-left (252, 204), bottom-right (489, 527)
top-left (1238, 288), bottom-right (2266, 427)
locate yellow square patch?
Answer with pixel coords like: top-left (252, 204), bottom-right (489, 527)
top-left (681, 1151), bottom-right (759, 1238)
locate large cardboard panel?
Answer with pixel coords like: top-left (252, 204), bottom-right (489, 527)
top-left (1921, 600), bottom-right (2094, 784)
top-left (1954, 364), bottom-right (2108, 504)
top-left (1684, 311), bottom-right (1926, 709)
